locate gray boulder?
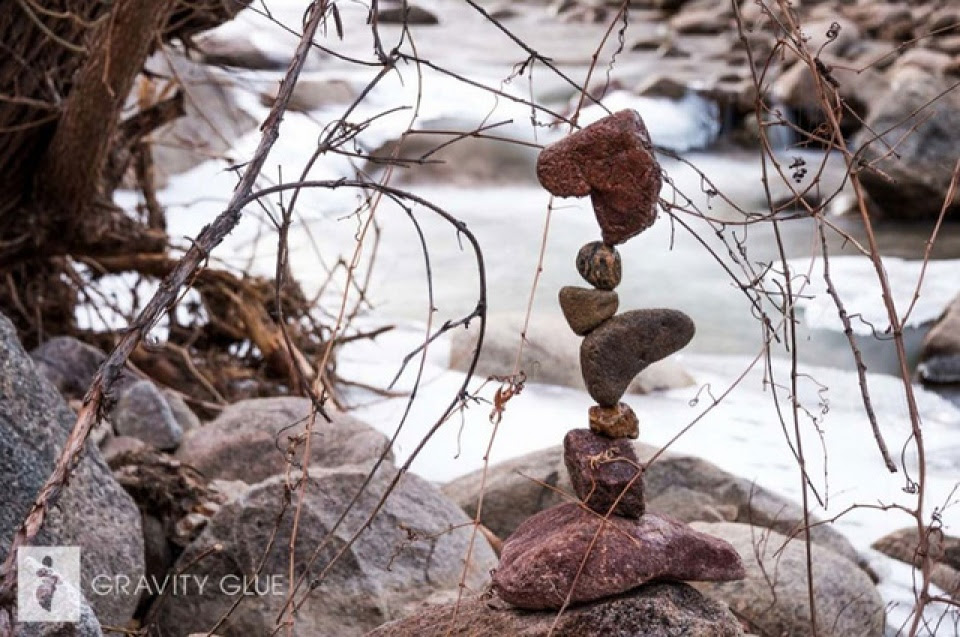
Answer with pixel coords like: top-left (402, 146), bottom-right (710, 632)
top-left (162, 390), bottom-right (201, 433)
top-left (442, 444), bottom-right (861, 567)
top-left (30, 337), bottom-right (116, 399)
top-left (918, 293), bottom-right (960, 385)
top-left (692, 522), bottom-right (886, 637)
top-left (112, 380), bottom-right (183, 450)
top-left (367, 583), bottom-right (744, 636)
top-left (175, 396), bottom-right (394, 483)
top-left (150, 466), bottom-right (497, 636)
top-left (0, 313), bottom-right (145, 627)
top-left (449, 313), bottom-right (694, 395)
top-left (854, 67), bottom-right (960, 220)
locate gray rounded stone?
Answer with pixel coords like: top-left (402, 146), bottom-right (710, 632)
top-left (580, 309), bottom-right (695, 406)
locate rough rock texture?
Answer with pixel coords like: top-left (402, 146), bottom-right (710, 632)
top-left (558, 286), bottom-right (618, 335)
top-left (367, 583), bottom-right (743, 636)
top-left (588, 402), bottom-right (640, 439)
top-left (854, 67), bottom-right (960, 220)
top-left (492, 503), bottom-right (745, 609)
top-left (31, 336), bottom-right (121, 399)
top-left (563, 429), bottom-right (644, 518)
top-left (580, 309), bottom-right (696, 406)
top-left (113, 379), bottom-right (183, 450)
top-left (163, 390), bottom-right (201, 433)
top-left (918, 293), bottom-right (960, 385)
top-left (537, 110), bottom-right (663, 245)
top-left (872, 526), bottom-right (960, 597)
top-left (152, 467), bottom-right (497, 636)
top-left (176, 396), bottom-right (393, 483)
top-left (576, 242), bottom-right (622, 291)
top-left (449, 313), bottom-right (695, 395)
top-left (443, 444), bottom-right (862, 567)
top-left (0, 313), bottom-right (144, 627)
top-left (692, 522), bottom-right (886, 637)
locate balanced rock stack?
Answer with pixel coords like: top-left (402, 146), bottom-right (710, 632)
top-left (490, 110), bottom-right (746, 610)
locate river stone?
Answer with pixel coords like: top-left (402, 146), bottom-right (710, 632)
top-left (581, 309), bottom-right (696, 406)
top-left (151, 466), bottom-right (497, 636)
top-left (112, 379), bottom-right (183, 450)
top-left (30, 336), bottom-right (126, 399)
top-left (175, 396), bottom-right (393, 483)
top-left (588, 402), bottom-right (639, 438)
top-left (872, 526), bottom-right (960, 595)
top-left (492, 503), bottom-right (745, 609)
top-left (692, 522), bottom-right (885, 637)
top-left (563, 429), bottom-right (644, 518)
top-left (918, 293), bottom-right (960, 385)
top-left (537, 110), bottom-right (662, 245)
top-left (558, 286), bottom-right (618, 335)
top-left (575, 241), bottom-right (622, 290)
top-left (0, 312), bottom-right (144, 627)
top-left (854, 67), bottom-right (960, 219)
top-left (367, 583), bottom-right (743, 636)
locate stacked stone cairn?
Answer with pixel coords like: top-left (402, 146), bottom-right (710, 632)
top-left (490, 110), bottom-right (746, 610)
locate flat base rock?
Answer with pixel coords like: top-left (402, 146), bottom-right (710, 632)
top-left (492, 503), bottom-right (745, 610)
top-left (366, 583), bottom-right (743, 636)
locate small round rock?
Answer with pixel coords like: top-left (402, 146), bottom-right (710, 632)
top-left (577, 242), bottom-right (622, 291)
top-left (589, 402), bottom-right (639, 439)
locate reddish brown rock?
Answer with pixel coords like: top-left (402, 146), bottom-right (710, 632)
top-left (581, 309), bottom-right (696, 406)
top-left (492, 503), bottom-right (745, 609)
top-left (588, 402), bottom-right (639, 438)
top-left (576, 241), bottom-right (622, 290)
top-left (537, 110), bottom-right (662, 245)
top-left (563, 429), bottom-right (644, 518)
top-left (558, 286), bottom-right (618, 335)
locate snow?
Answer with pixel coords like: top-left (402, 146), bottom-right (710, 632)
top-left (784, 256), bottom-right (960, 335)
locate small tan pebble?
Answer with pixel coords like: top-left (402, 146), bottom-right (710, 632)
top-left (589, 402), bottom-right (640, 439)
top-left (576, 241), bottom-right (622, 290)
top-left (558, 286), bottom-right (619, 335)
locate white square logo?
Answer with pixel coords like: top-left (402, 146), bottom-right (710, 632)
top-left (17, 546), bottom-right (81, 623)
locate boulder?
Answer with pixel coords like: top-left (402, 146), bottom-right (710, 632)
top-left (872, 526), bottom-right (960, 597)
top-left (196, 33), bottom-right (290, 70)
top-left (918, 293), bottom-right (960, 385)
top-left (151, 466), bottom-right (497, 636)
top-left (448, 313), bottom-right (695, 394)
top-left (692, 522), bottom-right (886, 637)
top-left (442, 444), bottom-right (862, 566)
top-left (259, 77), bottom-right (357, 113)
top-left (162, 389), bottom-right (201, 433)
top-left (0, 313), bottom-right (144, 627)
top-left (30, 336), bottom-right (119, 399)
top-left (853, 67), bottom-right (960, 220)
top-left (492, 504), bottom-right (744, 609)
top-left (368, 583), bottom-right (744, 636)
top-left (112, 379), bottom-right (183, 450)
top-left (175, 396), bottom-right (394, 483)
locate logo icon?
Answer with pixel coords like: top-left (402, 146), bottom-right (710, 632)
top-left (17, 546), bottom-right (81, 623)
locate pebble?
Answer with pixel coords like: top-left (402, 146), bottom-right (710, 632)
top-left (576, 241), bottom-right (622, 290)
top-left (563, 429), bottom-right (644, 518)
top-left (558, 286), bottom-right (618, 335)
top-left (536, 110), bottom-right (662, 245)
top-left (492, 503), bottom-right (745, 609)
top-left (580, 309), bottom-right (695, 406)
top-left (588, 402), bottom-right (639, 438)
